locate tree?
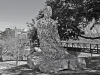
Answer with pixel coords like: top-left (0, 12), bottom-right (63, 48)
top-left (1, 28), bottom-right (15, 39)
top-left (0, 27), bottom-right (29, 62)
top-left (26, 19), bottom-right (38, 43)
top-left (0, 28), bottom-right (15, 61)
top-left (37, 0), bottom-right (100, 40)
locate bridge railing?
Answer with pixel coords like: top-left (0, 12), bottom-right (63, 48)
top-left (61, 41), bottom-right (100, 54)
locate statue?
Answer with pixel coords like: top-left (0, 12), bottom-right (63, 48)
top-left (36, 6), bottom-right (69, 58)
top-left (27, 6), bottom-right (86, 73)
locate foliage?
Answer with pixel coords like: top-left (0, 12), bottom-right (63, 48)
top-left (37, 0), bottom-right (100, 40)
top-left (26, 19), bottom-right (38, 43)
top-left (0, 28), bottom-right (29, 60)
top-left (1, 28), bottom-right (15, 40)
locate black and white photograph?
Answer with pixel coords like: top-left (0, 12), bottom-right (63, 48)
top-left (0, 0), bottom-right (100, 75)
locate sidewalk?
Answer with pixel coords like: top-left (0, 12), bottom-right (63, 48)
top-left (0, 61), bottom-right (27, 69)
top-left (78, 52), bottom-right (100, 57)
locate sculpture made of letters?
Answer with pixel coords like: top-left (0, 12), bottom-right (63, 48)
top-left (27, 6), bottom-right (86, 73)
top-left (36, 6), bottom-right (70, 60)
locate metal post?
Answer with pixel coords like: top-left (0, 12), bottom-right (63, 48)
top-left (67, 43), bottom-right (68, 48)
top-left (97, 44), bottom-right (98, 54)
top-left (66, 43), bottom-right (68, 51)
top-left (90, 44), bottom-right (92, 57)
top-left (72, 43), bottom-right (73, 51)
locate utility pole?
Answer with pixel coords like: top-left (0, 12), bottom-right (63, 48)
top-left (15, 35), bottom-right (18, 66)
top-left (15, 28), bottom-right (19, 66)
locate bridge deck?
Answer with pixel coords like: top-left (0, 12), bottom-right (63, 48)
top-left (61, 41), bottom-right (100, 54)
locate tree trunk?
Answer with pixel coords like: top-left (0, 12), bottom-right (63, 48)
top-left (0, 47), bottom-right (3, 62)
top-left (0, 57), bottom-right (3, 62)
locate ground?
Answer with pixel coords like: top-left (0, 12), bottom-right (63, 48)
top-left (0, 62), bottom-right (100, 75)
top-left (0, 61), bottom-right (33, 75)
top-left (0, 61), bottom-right (50, 75)
top-left (1, 55), bottom-right (100, 75)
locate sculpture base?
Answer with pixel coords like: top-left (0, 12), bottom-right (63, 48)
top-left (27, 52), bottom-right (86, 73)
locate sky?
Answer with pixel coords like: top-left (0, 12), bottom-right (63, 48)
top-left (0, 0), bottom-right (46, 31)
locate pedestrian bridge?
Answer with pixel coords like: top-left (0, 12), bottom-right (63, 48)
top-left (61, 41), bottom-right (100, 54)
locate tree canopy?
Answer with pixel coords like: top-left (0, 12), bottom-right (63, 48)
top-left (36, 0), bottom-right (100, 40)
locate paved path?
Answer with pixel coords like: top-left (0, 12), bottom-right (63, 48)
top-left (78, 52), bottom-right (100, 57)
top-left (0, 61), bottom-right (27, 69)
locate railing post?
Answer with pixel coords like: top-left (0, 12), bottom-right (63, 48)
top-left (90, 44), bottom-right (92, 57)
top-left (67, 43), bottom-right (68, 48)
top-left (97, 44), bottom-right (98, 54)
top-left (83, 44), bottom-right (85, 52)
top-left (72, 43), bottom-right (73, 51)
top-left (66, 43), bottom-right (68, 51)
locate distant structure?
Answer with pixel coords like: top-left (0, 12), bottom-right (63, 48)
top-left (14, 27), bottom-right (28, 38)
